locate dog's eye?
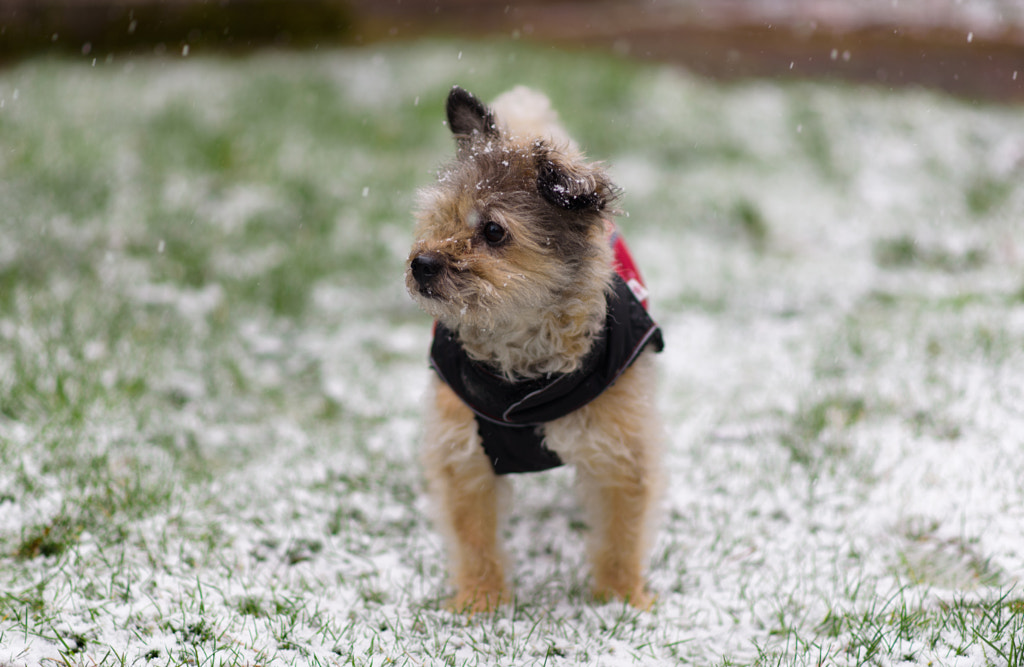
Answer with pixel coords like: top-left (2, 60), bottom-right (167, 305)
top-left (482, 221), bottom-right (507, 246)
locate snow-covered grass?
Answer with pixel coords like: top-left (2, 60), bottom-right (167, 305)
top-left (1, 41), bottom-right (1023, 666)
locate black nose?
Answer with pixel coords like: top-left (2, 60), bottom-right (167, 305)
top-left (411, 253), bottom-right (445, 287)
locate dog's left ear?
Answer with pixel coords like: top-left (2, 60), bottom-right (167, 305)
top-left (536, 153), bottom-right (616, 212)
top-left (447, 86), bottom-right (497, 142)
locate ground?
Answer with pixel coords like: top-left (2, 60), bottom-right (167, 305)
top-left (1, 41), bottom-right (1023, 666)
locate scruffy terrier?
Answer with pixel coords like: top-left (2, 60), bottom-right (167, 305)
top-left (405, 85), bottom-right (665, 612)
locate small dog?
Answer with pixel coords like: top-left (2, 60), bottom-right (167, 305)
top-left (405, 85), bottom-right (665, 612)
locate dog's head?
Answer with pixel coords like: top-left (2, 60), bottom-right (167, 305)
top-left (406, 86), bottom-right (618, 333)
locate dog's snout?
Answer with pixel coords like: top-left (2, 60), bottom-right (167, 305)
top-left (411, 252), bottom-right (445, 286)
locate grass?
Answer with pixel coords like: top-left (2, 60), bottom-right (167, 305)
top-left (2, 39), bottom-right (1024, 665)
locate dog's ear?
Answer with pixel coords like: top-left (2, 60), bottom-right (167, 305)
top-left (446, 86), bottom-right (497, 142)
top-left (536, 153), bottom-right (616, 212)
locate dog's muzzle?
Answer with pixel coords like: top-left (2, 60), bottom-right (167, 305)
top-left (410, 252), bottom-right (446, 292)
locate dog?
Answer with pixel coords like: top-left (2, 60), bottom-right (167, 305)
top-left (405, 85), bottom-right (665, 612)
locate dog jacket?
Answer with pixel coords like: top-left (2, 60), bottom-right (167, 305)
top-left (429, 227), bottom-right (664, 475)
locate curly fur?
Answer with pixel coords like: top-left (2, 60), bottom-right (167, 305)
top-left (407, 85), bottom-right (665, 612)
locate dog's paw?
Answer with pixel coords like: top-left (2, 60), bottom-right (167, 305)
top-left (446, 587), bottom-right (510, 615)
top-left (594, 584), bottom-right (656, 611)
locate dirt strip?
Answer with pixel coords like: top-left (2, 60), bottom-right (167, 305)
top-left (351, 0), bottom-right (1024, 102)
top-left (2, 0), bottom-right (1022, 102)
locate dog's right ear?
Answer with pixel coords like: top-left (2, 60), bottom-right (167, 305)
top-left (536, 153), bottom-right (615, 213)
top-left (446, 86), bottom-right (497, 143)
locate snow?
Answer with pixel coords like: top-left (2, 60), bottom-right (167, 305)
top-left (1, 43), bottom-right (1023, 666)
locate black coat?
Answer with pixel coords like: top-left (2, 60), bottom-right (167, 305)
top-left (430, 273), bottom-right (664, 475)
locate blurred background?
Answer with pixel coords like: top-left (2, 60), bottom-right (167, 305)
top-left (3, 2), bottom-right (1024, 665)
top-left (2, 0), bottom-right (1023, 102)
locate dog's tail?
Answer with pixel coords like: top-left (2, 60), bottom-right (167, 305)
top-left (490, 86), bottom-right (578, 150)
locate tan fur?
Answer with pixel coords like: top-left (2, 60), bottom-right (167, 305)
top-left (491, 85), bottom-right (578, 149)
top-left (408, 86), bottom-right (664, 612)
top-left (421, 379), bottom-right (511, 611)
top-left (545, 352), bottom-right (663, 607)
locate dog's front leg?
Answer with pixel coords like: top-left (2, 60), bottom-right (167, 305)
top-left (423, 380), bottom-right (510, 612)
top-left (547, 356), bottom-right (663, 609)
top-left (577, 463), bottom-right (658, 609)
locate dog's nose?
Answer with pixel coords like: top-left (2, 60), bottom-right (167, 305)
top-left (411, 253), bottom-right (445, 286)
